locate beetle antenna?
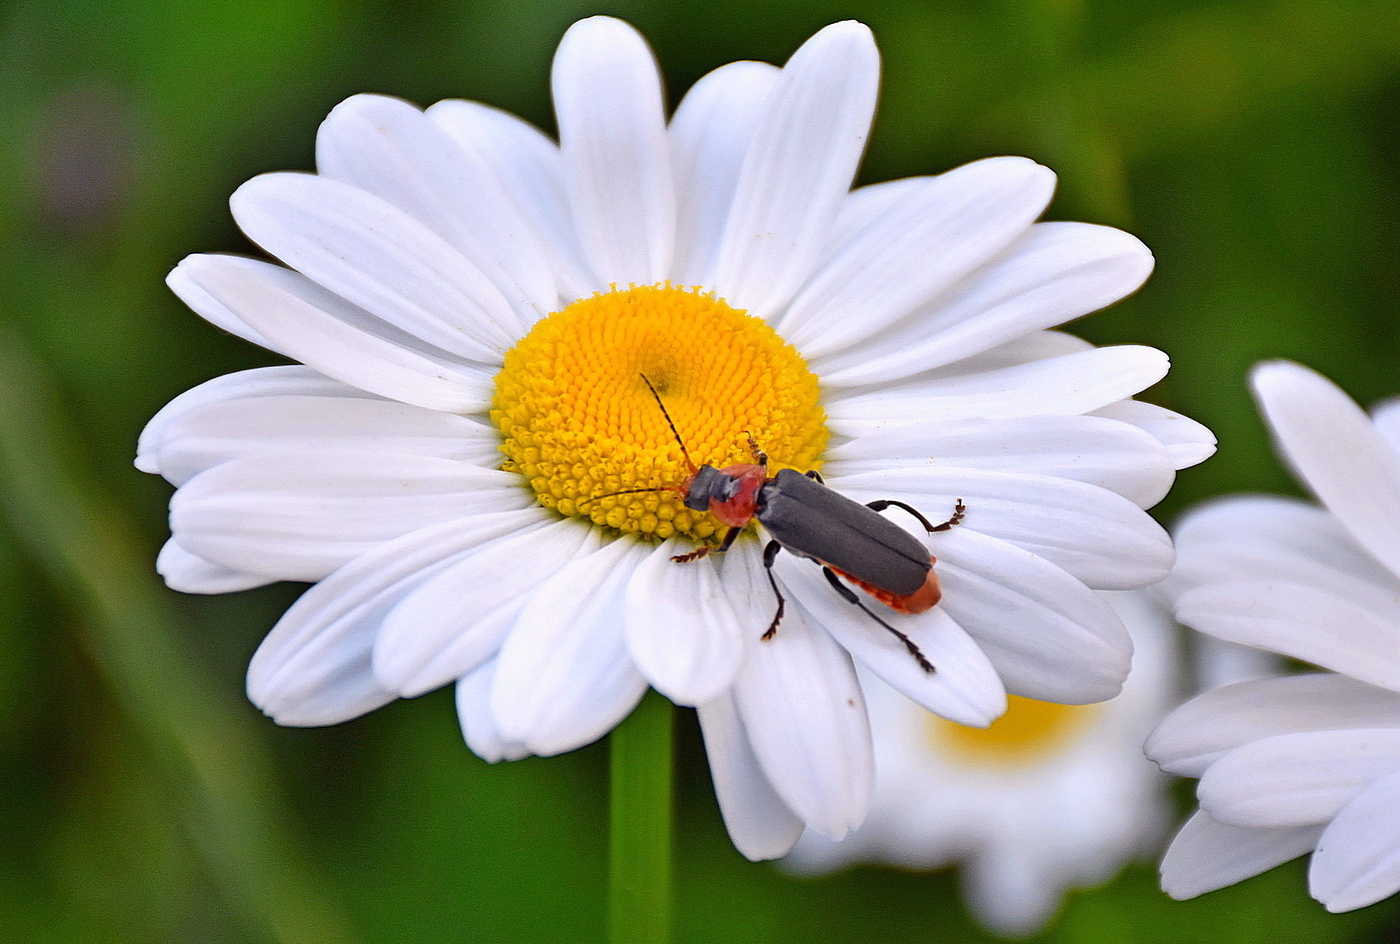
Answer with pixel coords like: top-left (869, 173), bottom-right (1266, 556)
top-left (640, 374), bottom-right (698, 474)
top-left (575, 486), bottom-right (675, 511)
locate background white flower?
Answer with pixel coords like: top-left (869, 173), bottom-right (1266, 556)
top-left (785, 589), bottom-right (1179, 936)
top-left (137, 16), bottom-right (1213, 857)
top-left (1148, 360), bottom-right (1400, 912)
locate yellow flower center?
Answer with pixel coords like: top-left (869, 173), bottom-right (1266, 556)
top-left (927, 695), bottom-right (1100, 769)
top-left (491, 284), bottom-right (828, 543)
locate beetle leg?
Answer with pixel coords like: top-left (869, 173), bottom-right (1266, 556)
top-left (804, 469), bottom-right (825, 484)
top-left (820, 567), bottom-right (935, 673)
top-left (866, 498), bottom-right (966, 533)
top-left (670, 546), bottom-right (710, 563)
top-left (671, 526), bottom-right (742, 563)
top-left (760, 539), bottom-right (786, 640)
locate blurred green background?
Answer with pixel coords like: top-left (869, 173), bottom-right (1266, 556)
top-left (3, 0), bottom-right (1400, 941)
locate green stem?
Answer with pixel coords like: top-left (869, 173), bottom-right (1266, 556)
top-left (608, 690), bottom-right (674, 944)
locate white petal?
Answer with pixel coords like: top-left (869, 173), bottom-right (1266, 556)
top-left (623, 540), bottom-right (746, 706)
top-left (1177, 581), bottom-right (1400, 693)
top-left (1371, 397), bottom-right (1400, 456)
top-left (491, 537), bottom-right (651, 756)
top-left (156, 539), bottom-right (273, 594)
top-left (830, 467), bottom-right (1175, 590)
top-left (823, 177), bottom-right (927, 247)
top-left (1093, 399), bottom-right (1217, 471)
top-left (942, 327), bottom-right (1093, 372)
top-left (706, 21), bottom-right (878, 317)
top-left (825, 345), bottom-right (1171, 433)
top-left (1199, 728), bottom-right (1400, 829)
top-left (552, 16), bottom-right (674, 284)
top-left (963, 846), bottom-right (1065, 938)
top-left (930, 528), bottom-right (1133, 703)
top-left (147, 393), bottom-right (501, 487)
top-left (137, 365), bottom-right (372, 475)
top-left (1146, 674), bottom-right (1400, 777)
top-left (1252, 360), bottom-right (1400, 580)
top-left (428, 98), bottom-right (595, 301)
top-left (171, 453), bottom-right (528, 581)
top-left (1311, 768), bottom-right (1400, 911)
top-left (174, 255), bottom-right (492, 413)
top-left (696, 693), bottom-right (805, 861)
top-left (456, 660), bottom-right (532, 763)
top-left (771, 552), bottom-right (1006, 726)
top-left (823, 414), bottom-right (1175, 510)
top-left (167, 260), bottom-right (274, 350)
top-left (722, 542), bottom-right (874, 838)
top-left (373, 516), bottom-right (599, 697)
top-left (813, 221), bottom-right (1151, 385)
top-left (782, 158), bottom-right (1057, 359)
top-left (669, 60), bottom-right (780, 286)
top-left (246, 515), bottom-right (526, 726)
top-left (1160, 810), bottom-right (1322, 900)
top-left (232, 173), bottom-right (519, 358)
top-left (1171, 494), bottom-right (1396, 600)
top-left (315, 94), bottom-right (558, 326)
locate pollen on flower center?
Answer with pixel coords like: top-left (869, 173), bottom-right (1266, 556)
top-left (927, 695), bottom-right (1101, 769)
top-left (491, 284), bottom-right (828, 543)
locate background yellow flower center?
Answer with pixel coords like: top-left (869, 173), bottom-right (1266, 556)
top-left (926, 695), bottom-right (1101, 769)
top-left (492, 284), bottom-right (828, 542)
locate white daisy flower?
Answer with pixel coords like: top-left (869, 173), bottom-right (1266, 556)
top-left (138, 17), bottom-right (1211, 856)
top-left (1148, 361), bottom-right (1400, 912)
top-left (785, 589), bottom-right (1178, 936)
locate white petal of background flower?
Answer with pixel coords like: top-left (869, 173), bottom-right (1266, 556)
top-left (1170, 494), bottom-right (1399, 602)
top-left (1177, 581), bottom-right (1400, 693)
top-left (1147, 674), bottom-right (1400, 778)
top-left (1372, 397), bottom-right (1400, 454)
top-left (1310, 768), bottom-right (1400, 911)
top-left (1253, 360), bottom-right (1400, 581)
top-left (1154, 362), bottom-right (1400, 911)
top-left (1160, 811), bottom-right (1325, 901)
top-left (1198, 728), bottom-right (1400, 829)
